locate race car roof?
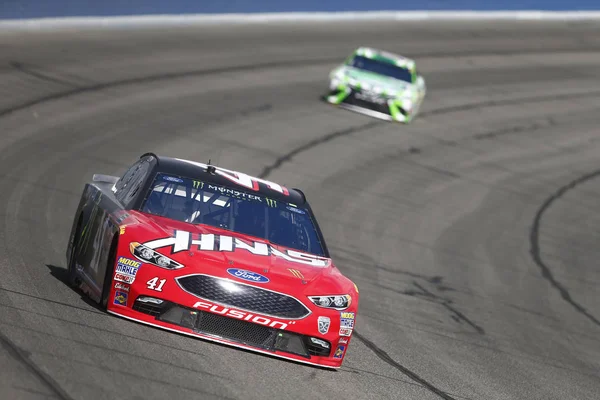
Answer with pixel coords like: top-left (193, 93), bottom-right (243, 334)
top-left (146, 154), bottom-right (307, 205)
top-left (355, 47), bottom-right (416, 70)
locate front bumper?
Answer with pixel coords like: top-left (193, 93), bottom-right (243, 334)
top-left (325, 83), bottom-right (416, 123)
top-left (107, 268), bottom-right (354, 368)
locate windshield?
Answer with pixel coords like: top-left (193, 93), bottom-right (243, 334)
top-left (348, 55), bottom-right (413, 83)
top-left (141, 173), bottom-right (326, 256)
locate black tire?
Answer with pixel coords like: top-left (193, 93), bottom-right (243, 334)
top-left (100, 238), bottom-right (119, 310)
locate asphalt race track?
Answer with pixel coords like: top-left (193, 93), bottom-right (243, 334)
top-left (0, 20), bottom-right (600, 400)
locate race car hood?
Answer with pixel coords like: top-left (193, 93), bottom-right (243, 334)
top-left (124, 212), bottom-right (349, 293)
top-left (339, 66), bottom-right (413, 94)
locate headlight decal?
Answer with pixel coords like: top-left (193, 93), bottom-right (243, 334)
top-left (130, 242), bottom-right (184, 270)
top-left (308, 294), bottom-right (351, 310)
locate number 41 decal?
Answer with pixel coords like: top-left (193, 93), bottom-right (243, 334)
top-left (147, 277), bottom-right (166, 291)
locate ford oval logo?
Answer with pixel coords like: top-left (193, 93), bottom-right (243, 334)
top-left (226, 268), bottom-right (269, 283)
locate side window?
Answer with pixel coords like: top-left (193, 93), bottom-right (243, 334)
top-left (122, 166), bottom-right (149, 205)
top-left (114, 161), bottom-right (142, 196)
top-left (115, 159), bottom-right (151, 206)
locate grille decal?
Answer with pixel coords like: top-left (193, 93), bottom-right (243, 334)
top-left (176, 274), bottom-right (311, 319)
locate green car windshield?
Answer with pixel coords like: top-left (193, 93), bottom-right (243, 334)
top-left (348, 55), bottom-right (413, 83)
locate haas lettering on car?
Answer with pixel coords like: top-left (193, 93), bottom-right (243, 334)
top-left (143, 230), bottom-right (329, 267)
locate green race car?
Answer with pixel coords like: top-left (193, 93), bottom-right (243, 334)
top-left (325, 47), bottom-right (426, 123)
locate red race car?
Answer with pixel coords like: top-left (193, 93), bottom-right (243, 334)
top-left (66, 153), bottom-right (359, 368)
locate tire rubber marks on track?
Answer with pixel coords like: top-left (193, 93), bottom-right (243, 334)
top-left (0, 58), bottom-right (338, 118)
top-left (0, 330), bottom-right (74, 400)
top-left (422, 90), bottom-right (600, 118)
top-left (258, 91), bottom-right (600, 179)
top-left (529, 169), bottom-right (600, 327)
top-left (404, 281), bottom-right (485, 335)
top-left (5, 50), bottom-right (600, 120)
top-left (367, 260), bottom-right (484, 334)
top-left (353, 332), bottom-right (456, 400)
top-left (471, 117), bottom-right (557, 141)
top-left (258, 121), bottom-right (382, 179)
top-left (9, 61), bottom-right (80, 88)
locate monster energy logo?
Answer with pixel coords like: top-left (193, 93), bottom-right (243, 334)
top-left (193, 181), bottom-right (204, 189)
top-left (265, 198), bottom-right (277, 207)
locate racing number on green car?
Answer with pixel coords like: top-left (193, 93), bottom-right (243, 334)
top-left (147, 277), bottom-right (166, 291)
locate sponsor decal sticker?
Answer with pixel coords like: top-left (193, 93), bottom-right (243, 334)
top-left (113, 291), bottom-right (128, 306)
top-left (317, 316), bottom-right (330, 335)
top-left (119, 226), bottom-right (126, 235)
top-left (176, 159), bottom-right (290, 196)
top-left (114, 282), bottom-right (130, 292)
top-left (286, 206), bottom-right (306, 214)
top-left (339, 327), bottom-right (353, 337)
top-left (117, 256), bottom-right (141, 268)
top-left (143, 230), bottom-right (330, 268)
top-left (207, 184), bottom-right (262, 202)
top-left (192, 301), bottom-right (288, 329)
top-left (288, 269), bottom-right (304, 279)
top-left (338, 337), bottom-right (349, 344)
top-left (114, 256), bottom-right (141, 283)
top-left (227, 268), bottom-right (269, 283)
top-left (163, 175), bottom-right (184, 183)
top-left (340, 318), bottom-right (355, 329)
top-left (333, 345), bottom-right (346, 359)
top-left (340, 312), bottom-right (355, 320)
top-left (114, 273), bottom-right (134, 284)
top-left (115, 264), bottom-right (139, 277)
top-left (265, 198), bottom-right (277, 208)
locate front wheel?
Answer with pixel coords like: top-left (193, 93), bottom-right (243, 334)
top-left (100, 238), bottom-right (118, 310)
top-left (67, 215), bottom-right (83, 287)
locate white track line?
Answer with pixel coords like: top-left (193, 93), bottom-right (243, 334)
top-left (1, 11), bottom-right (600, 31)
